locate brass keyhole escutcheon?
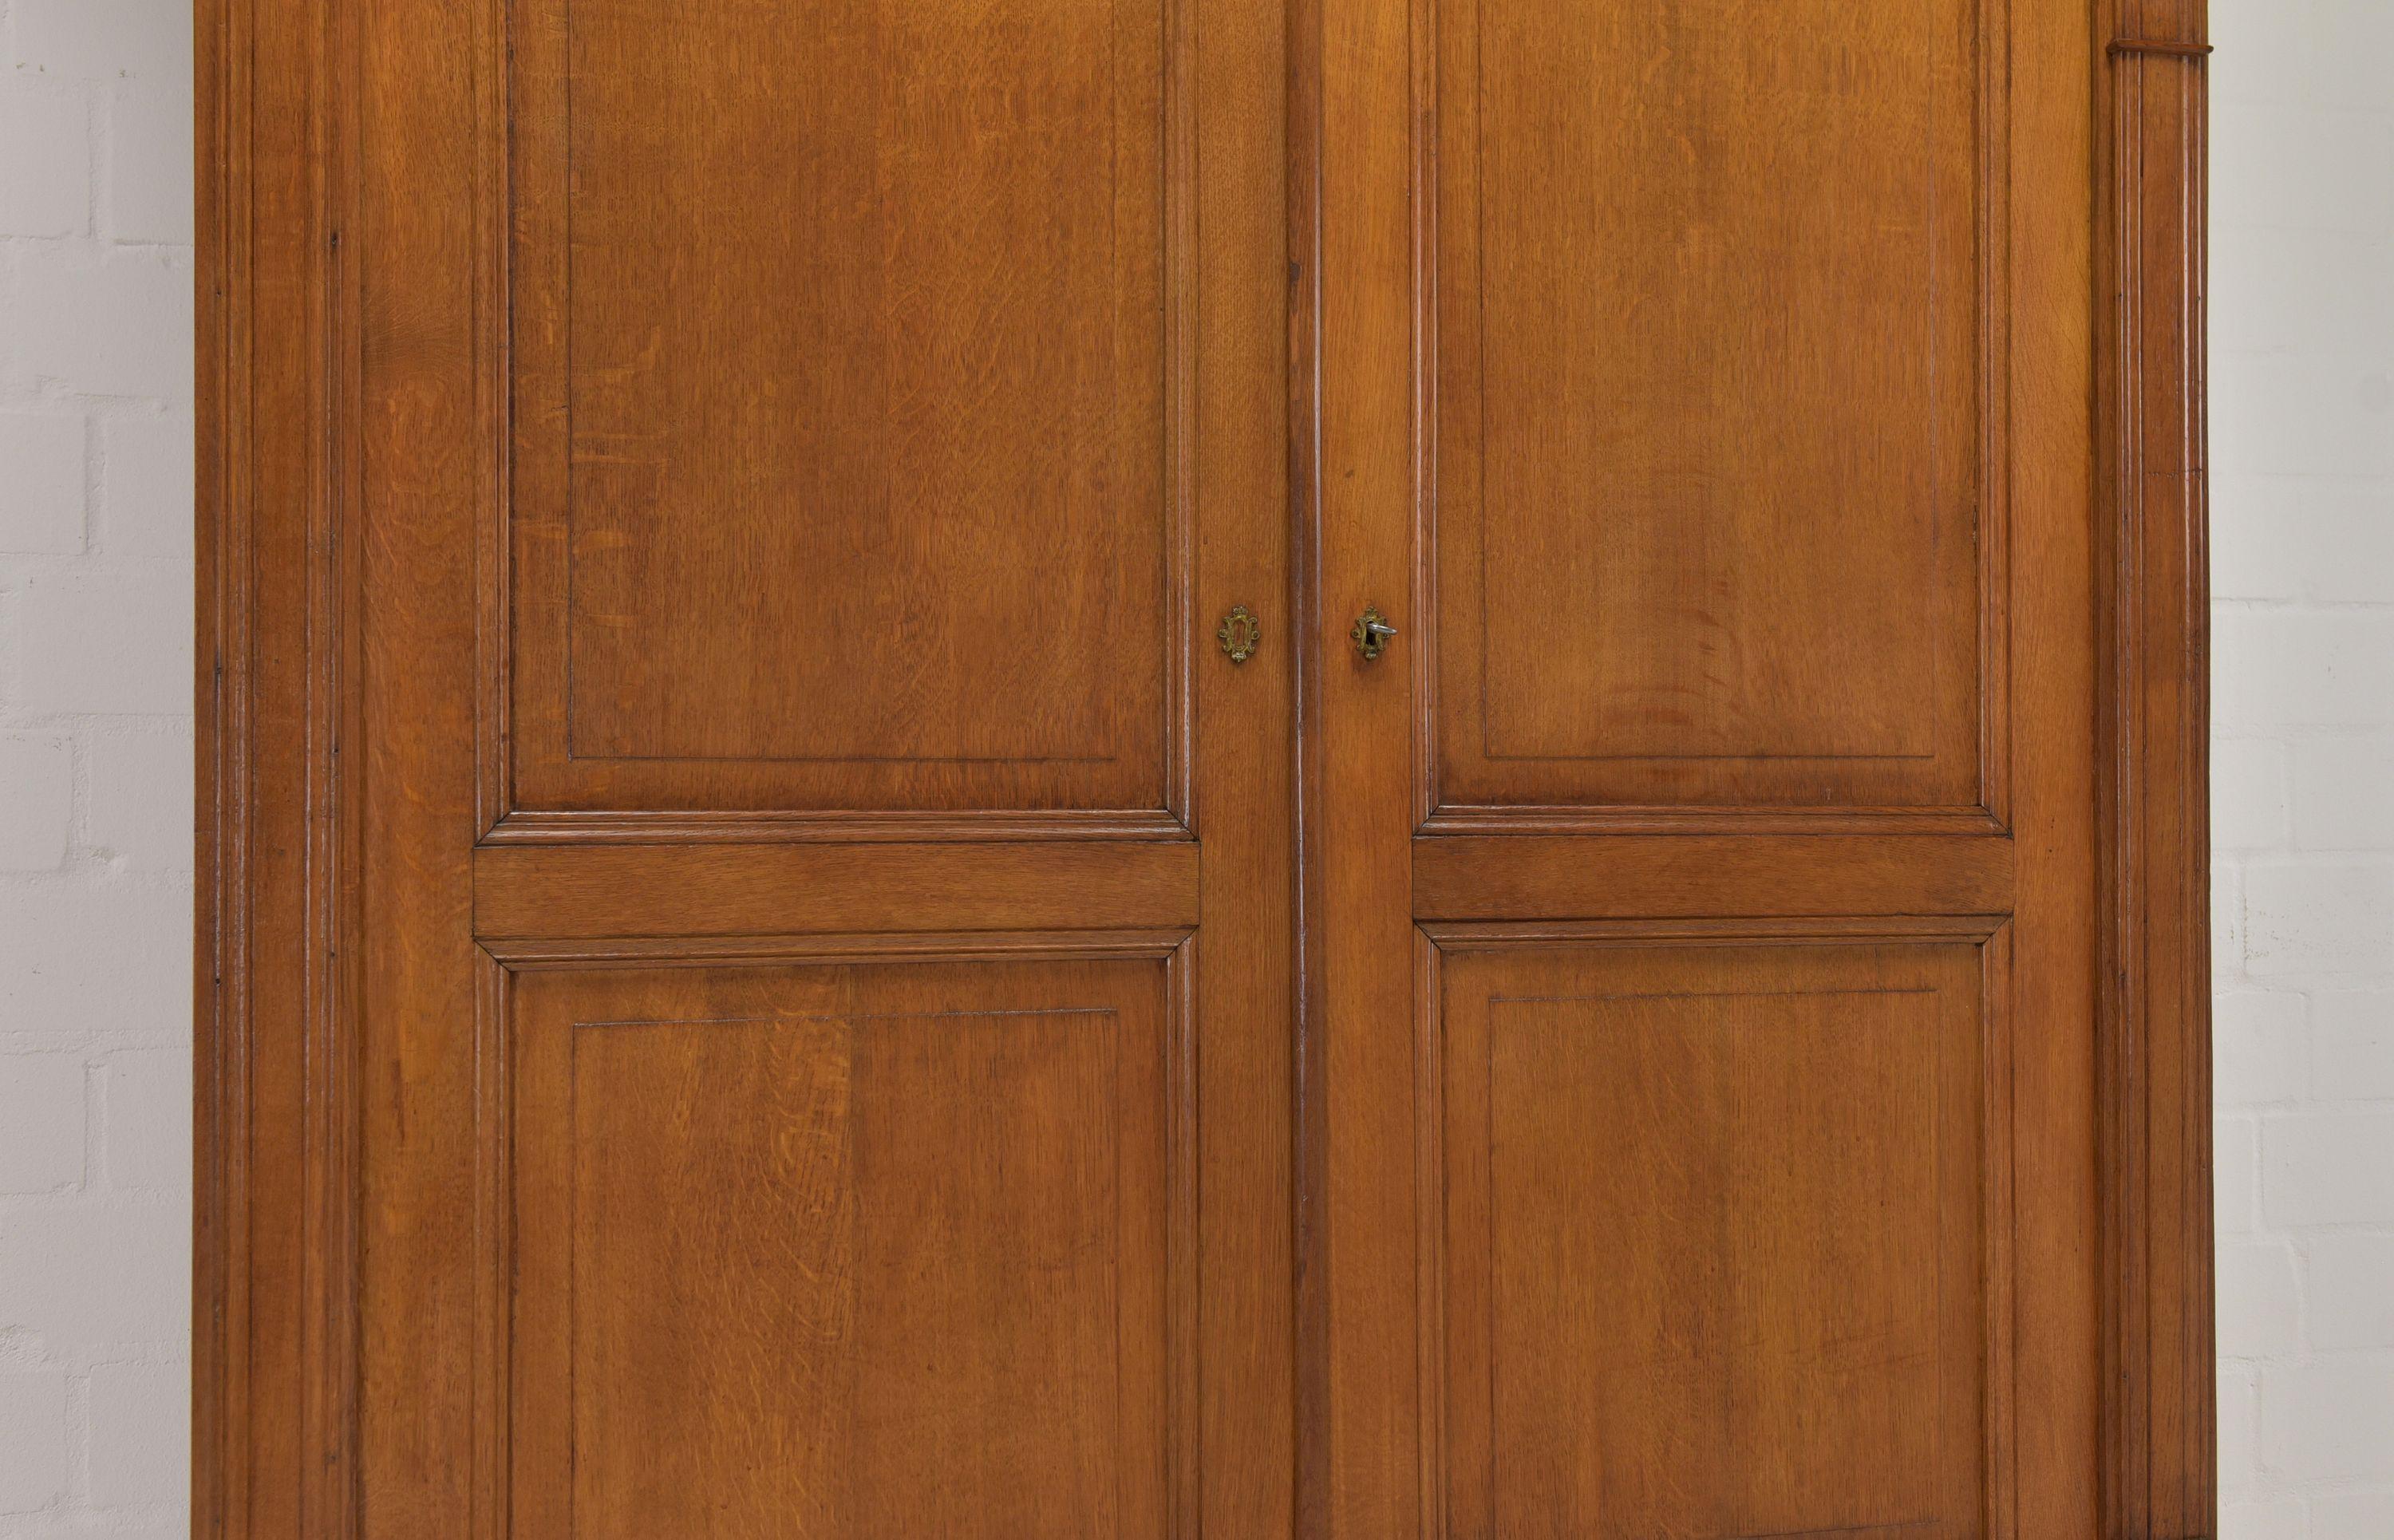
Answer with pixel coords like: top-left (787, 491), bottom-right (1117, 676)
top-left (1217, 605), bottom-right (1262, 665)
top-left (1350, 606), bottom-right (1397, 661)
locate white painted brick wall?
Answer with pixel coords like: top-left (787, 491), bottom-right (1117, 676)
top-left (2214, 2), bottom-right (2394, 1534)
top-left (0, 2), bottom-right (194, 1537)
top-left (0, 0), bottom-right (2384, 1533)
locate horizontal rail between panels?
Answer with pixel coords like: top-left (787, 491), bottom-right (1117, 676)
top-left (475, 839), bottom-right (1203, 941)
top-left (1412, 833), bottom-right (2017, 922)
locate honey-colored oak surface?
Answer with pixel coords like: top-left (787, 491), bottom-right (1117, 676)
top-left (1412, 833), bottom-right (2016, 920)
top-left (1312, 0), bottom-right (2138, 1537)
top-left (1432, 0), bottom-right (1990, 815)
top-left (504, 0), bottom-right (1179, 822)
top-left (199, 0), bottom-right (2209, 1536)
top-left (202, 0), bottom-right (1290, 1530)
top-left (472, 840), bottom-right (1200, 939)
top-left (1433, 941), bottom-right (1993, 1539)
top-left (506, 959), bottom-right (1178, 1540)
top-left (2104, 1), bottom-right (2218, 1530)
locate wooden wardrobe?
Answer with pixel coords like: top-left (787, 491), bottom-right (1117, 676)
top-left (196, 0), bottom-right (2215, 1534)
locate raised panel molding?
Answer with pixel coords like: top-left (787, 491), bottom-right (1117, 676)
top-left (1414, 0), bottom-right (2013, 827)
top-left (482, 0), bottom-right (1198, 839)
top-left (1415, 922), bottom-right (2016, 1540)
top-left (473, 935), bottom-right (1198, 1540)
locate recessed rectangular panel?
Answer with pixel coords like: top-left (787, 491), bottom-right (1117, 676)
top-left (505, 958), bottom-right (1178, 1538)
top-left (1434, 940), bottom-right (1997, 1539)
top-left (1432, 0), bottom-right (1995, 813)
top-left (506, 0), bottom-right (1179, 817)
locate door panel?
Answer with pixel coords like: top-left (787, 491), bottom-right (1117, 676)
top-left (335, 0), bottom-right (1290, 1530)
top-left (504, 958), bottom-right (1182, 1540)
top-left (1429, 938), bottom-right (1998, 1540)
top-left (1429, 0), bottom-right (1997, 817)
top-left (505, 0), bottom-right (1184, 823)
top-left (1314, 0), bottom-right (2099, 1535)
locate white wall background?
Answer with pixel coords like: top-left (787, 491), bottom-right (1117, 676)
top-left (0, 0), bottom-right (2387, 1534)
top-left (2, 0), bottom-right (196, 1536)
top-left (2210, 1), bottom-right (2394, 1533)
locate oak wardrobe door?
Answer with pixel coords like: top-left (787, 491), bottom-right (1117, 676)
top-left (202, 0), bottom-right (2211, 1536)
top-left (203, 0), bottom-right (1294, 1535)
top-left (1298, 0), bottom-right (2203, 1537)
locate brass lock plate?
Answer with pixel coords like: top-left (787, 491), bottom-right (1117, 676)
top-left (1350, 606), bottom-right (1396, 661)
top-left (1217, 605), bottom-right (1262, 665)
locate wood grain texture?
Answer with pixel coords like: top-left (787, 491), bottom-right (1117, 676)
top-left (1314, 0), bottom-right (1426, 1529)
top-left (472, 839), bottom-right (1201, 939)
top-left (499, 955), bottom-right (1185, 1540)
top-left (2002, 2), bottom-right (2104, 1534)
top-left (1412, 834), bottom-right (2016, 921)
top-left (194, 0), bottom-right (359, 1534)
top-left (1188, 0), bottom-right (1301, 1522)
top-left (198, 0), bottom-right (2206, 1532)
top-left (500, 0), bottom-right (1190, 825)
top-left (350, 0), bottom-right (488, 1529)
top-left (2101, 0), bottom-right (2217, 1534)
top-left (203, 0), bottom-right (1290, 1536)
top-left (1426, 0), bottom-right (2002, 817)
top-left (1313, 2), bottom-right (2132, 1537)
top-left (1427, 938), bottom-right (2001, 1540)
top-left (1285, 0), bottom-right (1333, 1525)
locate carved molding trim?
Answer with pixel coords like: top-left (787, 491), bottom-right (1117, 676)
top-left (2100, 2), bottom-right (2216, 1534)
top-left (195, 0), bottom-right (363, 1536)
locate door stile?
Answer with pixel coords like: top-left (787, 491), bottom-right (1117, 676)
top-left (1312, 0), bottom-right (1429, 1530)
top-left (1288, 0), bottom-right (1332, 1526)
